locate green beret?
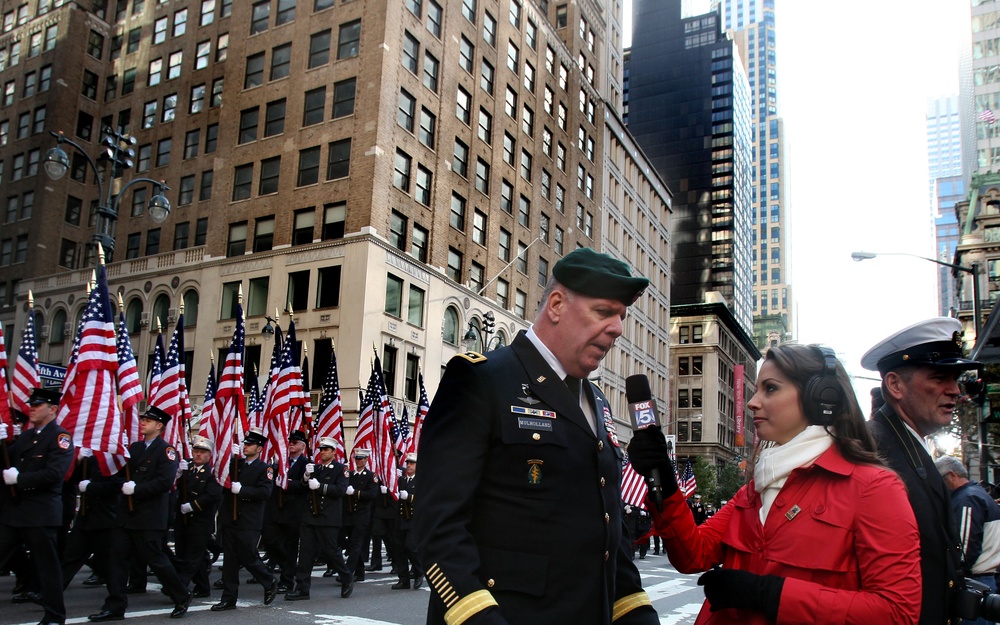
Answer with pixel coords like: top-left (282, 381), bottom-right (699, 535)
top-left (552, 248), bottom-right (648, 305)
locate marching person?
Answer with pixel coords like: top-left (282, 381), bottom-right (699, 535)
top-left (415, 248), bottom-right (658, 624)
top-left (368, 463), bottom-right (399, 575)
top-left (862, 317), bottom-right (976, 625)
top-left (285, 436), bottom-right (353, 600)
top-left (343, 448), bottom-right (378, 584)
top-left (88, 405), bottom-right (192, 621)
top-left (0, 387), bottom-right (73, 625)
top-left (173, 435), bottom-right (222, 599)
top-left (61, 447), bottom-right (120, 590)
top-left (629, 343), bottom-right (922, 625)
top-left (392, 453), bottom-right (421, 590)
top-left (262, 430), bottom-right (309, 594)
top-left (936, 454), bottom-right (1000, 625)
top-left (211, 427), bottom-right (277, 611)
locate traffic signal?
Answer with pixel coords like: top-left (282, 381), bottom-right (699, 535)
top-left (100, 128), bottom-right (136, 177)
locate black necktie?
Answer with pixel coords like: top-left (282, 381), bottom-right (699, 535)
top-left (564, 375), bottom-right (581, 396)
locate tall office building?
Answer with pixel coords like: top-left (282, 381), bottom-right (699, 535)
top-left (927, 96), bottom-right (963, 317)
top-left (2, 0), bottom-right (672, 438)
top-left (625, 0), bottom-right (758, 468)
top-left (711, 0), bottom-right (790, 351)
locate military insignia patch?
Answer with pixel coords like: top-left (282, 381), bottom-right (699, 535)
top-left (602, 407), bottom-right (620, 447)
top-left (374, 475), bottom-right (380, 484)
top-left (527, 459), bottom-right (543, 485)
top-left (57, 433), bottom-right (71, 450)
top-left (266, 466), bottom-right (275, 481)
top-left (454, 351), bottom-right (487, 364)
top-left (166, 447), bottom-right (177, 461)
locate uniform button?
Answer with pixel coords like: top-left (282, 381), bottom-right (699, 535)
top-left (604, 513), bottom-right (610, 524)
top-left (532, 433), bottom-right (541, 441)
top-left (487, 579), bottom-right (495, 588)
top-left (598, 441), bottom-right (604, 451)
top-left (600, 477), bottom-right (606, 487)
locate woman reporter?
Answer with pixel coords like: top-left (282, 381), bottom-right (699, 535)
top-left (629, 344), bottom-right (921, 625)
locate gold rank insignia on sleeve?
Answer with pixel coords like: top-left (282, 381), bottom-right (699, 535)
top-left (426, 563), bottom-right (498, 625)
top-left (453, 351), bottom-right (487, 364)
top-left (613, 592), bottom-right (653, 621)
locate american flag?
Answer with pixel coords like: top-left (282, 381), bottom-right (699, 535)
top-left (0, 322), bottom-right (14, 440)
top-left (153, 315), bottom-right (192, 459)
top-left (11, 303), bottom-right (40, 419)
top-left (678, 459), bottom-right (698, 498)
top-left (314, 342), bottom-right (345, 462)
top-left (981, 109), bottom-right (996, 125)
top-left (399, 406), bottom-right (410, 443)
top-left (57, 266), bottom-right (128, 476)
top-left (254, 326), bottom-right (282, 431)
top-left (351, 368), bottom-right (379, 470)
top-left (212, 303), bottom-right (245, 489)
top-left (147, 333), bottom-right (166, 404)
top-left (115, 311), bottom-right (143, 452)
top-left (263, 320), bottom-right (302, 489)
top-left (620, 454), bottom-right (649, 509)
top-left (247, 369), bottom-right (261, 430)
top-left (406, 371), bottom-right (429, 456)
top-left (300, 350), bottom-right (312, 434)
top-left (371, 354), bottom-right (400, 497)
top-left (196, 359), bottom-right (217, 442)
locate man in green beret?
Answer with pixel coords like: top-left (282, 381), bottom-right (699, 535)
top-left (415, 248), bottom-right (658, 625)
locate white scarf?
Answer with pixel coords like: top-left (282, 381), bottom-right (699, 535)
top-left (753, 425), bottom-right (834, 525)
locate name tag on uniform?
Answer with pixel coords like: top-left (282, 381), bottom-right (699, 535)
top-left (511, 406), bottom-right (556, 419)
top-left (517, 417), bottom-right (553, 431)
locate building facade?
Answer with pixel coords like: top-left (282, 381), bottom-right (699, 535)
top-left (927, 95), bottom-right (964, 317)
top-left (3, 0), bottom-right (671, 441)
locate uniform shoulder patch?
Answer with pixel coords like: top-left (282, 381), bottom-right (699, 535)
top-left (57, 433), bottom-right (71, 450)
top-left (166, 446), bottom-right (177, 462)
top-left (266, 466), bottom-right (274, 481)
top-left (453, 351), bottom-right (487, 364)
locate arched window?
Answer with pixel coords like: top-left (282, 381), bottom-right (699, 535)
top-left (183, 289), bottom-right (199, 327)
top-left (443, 306), bottom-right (459, 345)
top-left (126, 298), bottom-right (144, 334)
top-left (50, 309), bottom-right (67, 344)
top-left (491, 330), bottom-right (508, 350)
top-left (33, 310), bottom-right (44, 341)
top-left (153, 294), bottom-right (170, 330)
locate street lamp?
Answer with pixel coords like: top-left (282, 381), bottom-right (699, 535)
top-left (851, 250), bottom-right (982, 337)
top-left (44, 128), bottom-right (171, 263)
top-left (853, 250), bottom-right (987, 481)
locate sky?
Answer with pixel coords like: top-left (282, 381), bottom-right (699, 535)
top-left (625, 0), bottom-right (972, 407)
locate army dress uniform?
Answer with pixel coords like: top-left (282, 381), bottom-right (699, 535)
top-left (0, 394), bottom-right (73, 625)
top-left (215, 454), bottom-right (276, 606)
top-left (174, 455), bottom-right (222, 595)
top-left (415, 333), bottom-right (656, 625)
top-left (96, 434), bottom-right (191, 618)
top-left (288, 459), bottom-right (352, 597)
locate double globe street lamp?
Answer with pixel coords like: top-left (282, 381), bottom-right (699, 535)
top-left (43, 128), bottom-right (171, 264)
top-left (464, 310), bottom-right (505, 352)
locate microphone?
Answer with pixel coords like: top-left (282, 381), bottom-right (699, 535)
top-left (625, 374), bottom-right (663, 509)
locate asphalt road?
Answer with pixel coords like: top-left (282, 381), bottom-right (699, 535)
top-left (4, 551), bottom-right (705, 625)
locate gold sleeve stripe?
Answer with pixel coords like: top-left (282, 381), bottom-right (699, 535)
top-left (613, 592), bottom-right (652, 621)
top-left (426, 564), bottom-right (459, 608)
top-left (444, 589), bottom-right (498, 625)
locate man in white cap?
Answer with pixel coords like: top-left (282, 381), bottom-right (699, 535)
top-left (862, 317), bottom-right (978, 625)
top-left (343, 448), bottom-right (378, 585)
top-left (392, 453), bottom-right (421, 590)
top-left (174, 435), bottom-right (221, 598)
top-left (285, 436), bottom-right (353, 600)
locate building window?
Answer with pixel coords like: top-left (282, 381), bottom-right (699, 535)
top-left (232, 163), bottom-right (253, 201)
top-left (270, 43), bottom-right (291, 80)
top-left (145, 228), bottom-right (161, 256)
top-left (456, 86), bottom-right (471, 124)
top-left (244, 52), bottom-right (265, 88)
top-left (322, 202), bottom-right (346, 240)
top-left (264, 98), bottom-right (285, 136)
top-left (403, 31), bottom-right (419, 74)
top-left (317, 265), bottom-right (342, 308)
top-left (478, 108), bottom-right (492, 144)
top-left (287, 270), bottom-right (310, 313)
top-left (408, 285), bottom-right (425, 327)
top-left (496, 278), bottom-right (509, 308)
top-left (419, 108), bottom-right (436, 148)
top-left (447, 248), bottom-right (462, 282)
top-left (453, 139), bottom-right (469, 177)
top-left (309, 29), bottom-right (331, 68)
top-left (398, 89), bottom-right (416, 132)
top-left (293, 208), bottom-right (315, 245)
top-left (303, 86), bottom-right (326, 126)
top-left (450, 193), bottom-right (466, 231)
top-left (250, 1), bottom-right (270, 34)
top-left (253, 216), bottom-right (274, 252)
top-left (390, 210), bottom-right (407, 251)
top-left (247, 277), bottom-right (269, 317)
top-left (393, 150), bottom-right (411, 192)
top-left (227, 222), bottom-right (247, 256)
top-left (423, 52), bottom-right (439, 92)
top-left (475, 159), bottom-right (490, 195)
top-left (415, 165), bottom-right (432, 205)
top-left (333, 78), bottom-right (356, 117)
top-left (499, 228), bottom-right (511, 261)
top-left (297, 146), bottom-right (320, 186)
top-left (178, 175), bottom-right (195, 205)
top-left (338, 20), bottom-right (361, 59)
top-left (411, 224), bottom-right (428, 262)
top-left (473, 209), bottom-right (486, 245)
top-left (443, 306), bottom-right (459, 344)
top-left (259, 156), bottom-right (280, 194)
top-left (385, 273), bottom-right (404, 317)
top-left (199, 170), bottom-right (213, 200)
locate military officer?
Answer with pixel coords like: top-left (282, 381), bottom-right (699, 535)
top-left (285, 436), bottom-right (353, 600)
top-left (262, 430), bottom-right (309, 593)
top-left (211, 428), bottom-right (277, 611)
top-left (174, 435), bottom-right (221, 598)
top-left (0, 387), bottom-right (73, 625)
top-left (392, 453), bottom-right (421, 590)
top-left (415, 248), bottom-right (659, 624)
top-left (343, 449), bottom-right (378, 583)
top-left (89, 405), bottom-right (192, 621)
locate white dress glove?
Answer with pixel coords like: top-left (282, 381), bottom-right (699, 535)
top-left (79, 447), bottom-right (93, 457)
top-left (2, 467), bottom-right (18, 485)
top-left (308, 478), bottom-right (321, 490)
top-left (232, 443), bottom-right (241, 455)
top-left (399, 490), bottom-right (408, 500)
top-left (122, 480), bottom-right (136, 495)
top-left (624, 505), bottom-right (632, 514)
top-left (180, 502), bottom-right (194, 514)
top-left (380, 485), bottom-right (388, 494)
top-left (230, 481), bottom-right (242, 494)
top-left (346, 485), bottom-right (355, 496)
top-left (178, 460), bottom-right (189, 471)
top-left (305, 463), bottom-right (315, 476)
top-left (78, 479), bottom-right (91, 493)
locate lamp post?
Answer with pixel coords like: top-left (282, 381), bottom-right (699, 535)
top-left (852, 250), bottom-right (987, 481)
top-left (462, 311), bottom-right (504, 352)
top-left (43, 128), bottom-right (171, 264)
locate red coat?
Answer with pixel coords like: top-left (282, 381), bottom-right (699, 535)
top-left (651, 446), bottom-right (921, 625)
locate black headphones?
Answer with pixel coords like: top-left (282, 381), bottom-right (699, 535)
top-left (803, 346), bottom-right (844, 426)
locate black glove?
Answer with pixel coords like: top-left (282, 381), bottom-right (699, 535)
top-left (626, 427), bottom-right (679, 499)
top-left (698, 568), bottom-right (784, 621)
